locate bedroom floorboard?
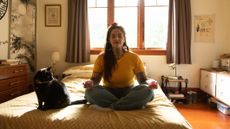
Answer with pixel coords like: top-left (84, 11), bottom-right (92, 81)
top-left (175, 103), bottom-right (230, 129)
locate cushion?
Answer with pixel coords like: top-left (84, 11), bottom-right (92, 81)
top-left (63, 64), bottom-right (93, 78)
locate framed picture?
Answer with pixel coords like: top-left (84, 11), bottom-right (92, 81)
top-left (45, 4), bottom-right (61, 27)
top-left (194, 15), bottom-right (215, 43)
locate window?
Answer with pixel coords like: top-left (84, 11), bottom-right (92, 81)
top-left (88, 0), bottom-right (107, 48)
top-left (144, 0), bottom-right (169, 49)
top-left (114, 0), bottom-right (138, 48)
top-left (88, 0), bottom-right (169, 55)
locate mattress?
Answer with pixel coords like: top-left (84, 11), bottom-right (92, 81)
top-left (0, 76), bottom-right (192, 129)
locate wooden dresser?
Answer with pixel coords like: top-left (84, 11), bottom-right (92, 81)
top-left (0, 64), bottom-right (30, 103)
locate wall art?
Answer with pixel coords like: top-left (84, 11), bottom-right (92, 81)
top-left (45, 4), bottom-right (61, 27)
top-left (10, 0), bottom-right (36, 72)
top-left (194, 15), bottom-right (215, 43)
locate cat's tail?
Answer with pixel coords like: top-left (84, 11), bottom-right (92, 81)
top-left (70, 99), bottom-right (88, 105)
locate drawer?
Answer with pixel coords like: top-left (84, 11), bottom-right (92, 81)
top-left (0, 76), bottom-right (29, 91)
top-left (200, 70), bottom-right (216, 96)
top-left (216, 73), bottom-right (230, 106)
top-left (0, 65), bottom-right (28, 80)
top-left (0, 86), bottom-right (29, 103)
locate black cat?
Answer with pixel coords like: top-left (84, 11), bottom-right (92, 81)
top-left (34, 67), bottom-right (87, 110)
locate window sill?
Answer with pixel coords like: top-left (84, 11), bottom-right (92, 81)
top-left (90, 48), bottom-right (166, 55)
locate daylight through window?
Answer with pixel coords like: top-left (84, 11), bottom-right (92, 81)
top-left (88, 0), bottom-right (169, 55)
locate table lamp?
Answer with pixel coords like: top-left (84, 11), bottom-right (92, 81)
top-left (51, 51), bottom-right (60, 74)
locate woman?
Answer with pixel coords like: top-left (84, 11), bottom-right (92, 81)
top-left (83, 23), bottom-right (157, 110)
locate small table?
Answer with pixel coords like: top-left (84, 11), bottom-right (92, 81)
top-left (161, 76), bottom-right (189, 104)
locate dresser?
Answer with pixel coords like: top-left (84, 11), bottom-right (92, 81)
top-left (200, 69), bottom-right (217, 96)
top-left (200, 68), bottom-right (230, 106)
top-left (216, 72), bottom-right (230, 106)
top-left (0, 64), bottom-right (30, 103)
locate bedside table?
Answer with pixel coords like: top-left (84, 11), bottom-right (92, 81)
top-left (161, 75), bottom-right (188, 104)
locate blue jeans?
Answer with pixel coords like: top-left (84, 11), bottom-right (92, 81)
top-left (85, 84), bottom-right (154, 110)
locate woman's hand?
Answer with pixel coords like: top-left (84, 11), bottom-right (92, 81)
top-left (148, 80), bottom-right (158, 89)
top-left (83, 80), bottom-right (94, 89)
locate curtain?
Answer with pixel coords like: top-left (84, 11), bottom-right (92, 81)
top-left (66, 0), bottom-right (90, 63)
top-left (166, 0), bottom-right (191, 64)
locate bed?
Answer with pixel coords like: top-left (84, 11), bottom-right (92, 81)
top-left (0, 64), bottom-right (192, 129)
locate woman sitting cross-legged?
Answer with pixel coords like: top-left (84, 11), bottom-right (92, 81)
top-left (83, 23), bottom-right (157, 110)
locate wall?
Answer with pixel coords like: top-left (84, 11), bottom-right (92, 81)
top-left (224, 0), bottom-right (230, 51)
top-left (0, 1), bottom-right (9, 60)
top-left (37, 0), bottom-right (73, 74)
top-left (35, 0), bottom-right (229, 88)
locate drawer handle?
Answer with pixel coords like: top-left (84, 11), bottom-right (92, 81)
top-left (13, 69), bottom-right (24, 73)
top-left (9, 81), bottom-right (22, 86)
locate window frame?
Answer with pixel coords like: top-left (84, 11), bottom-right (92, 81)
top-left (89, 0), bottom-right (167, 55)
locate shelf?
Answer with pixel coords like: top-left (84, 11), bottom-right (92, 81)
top-left (161, 75), bottom-right (188, 104)
top-left (168, 93), bottom-right (185, 99)
top-left (168, 93), bottom-right (185, 98)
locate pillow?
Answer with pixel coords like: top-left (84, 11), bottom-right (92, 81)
top-left (68, 72), bottom-right (92, 78)
top-left (63, 64), bottom-right (93, 78)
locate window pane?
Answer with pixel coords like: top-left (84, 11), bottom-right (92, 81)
top-left (88, 0), bottom-right (107, 7)
top-left (126, 0), bottom-right (138, 6)
top-left (114, 7), bottom-right (137, 48)
top-left (88, 8), bottom-right (107, 48)
top-left (144, 7), bottom-right (168, 49)
top-left (115, 0), bottom-right (138, 6)
top-left (157, 0), bottom-right (169, 5)
top-left (88, 0), bottom-right (96, 7)
top-left (115, 0), bottom-right (126, 6)
top-left (145, 0), bottom-right (156, 6)
top-left (97, 0), bottom-right (107, 7)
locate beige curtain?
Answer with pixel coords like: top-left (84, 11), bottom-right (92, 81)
top-left (166, 0), bottom-right (191, 64)
top-left (66, 0), bottom-right (90, 63)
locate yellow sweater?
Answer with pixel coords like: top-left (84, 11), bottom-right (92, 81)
top-left (93, 51), bottom-right (145, 88)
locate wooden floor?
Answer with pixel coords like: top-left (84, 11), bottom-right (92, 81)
top-left (175, 103), bottom-right (230, 129)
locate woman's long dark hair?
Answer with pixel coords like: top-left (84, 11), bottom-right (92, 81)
top-left (103, 23), bottom-right (129, 82)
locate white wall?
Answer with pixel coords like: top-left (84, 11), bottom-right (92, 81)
top-left (224, 0), bottom-right (230, 52)
top-left (35, 0), bottom-right (229, 88)
top-left (0, 1), bottom-right (9, 60)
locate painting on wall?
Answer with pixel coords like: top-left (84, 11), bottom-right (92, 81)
top-left (10, 0), bottom-right (36, 72)
top-left (45, 4), bottom-right (61, 27)
top-left (194, 15), bottom-right (215, 43)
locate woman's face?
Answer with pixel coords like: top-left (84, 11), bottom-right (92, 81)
top-left (109, 28), bottom-right (125, 49)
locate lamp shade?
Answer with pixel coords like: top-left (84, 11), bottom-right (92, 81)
top-left (51, 51), bottom-right (60, 63)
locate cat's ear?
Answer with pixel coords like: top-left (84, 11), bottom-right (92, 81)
top-left (47, 66), bottom-right (52, 71)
